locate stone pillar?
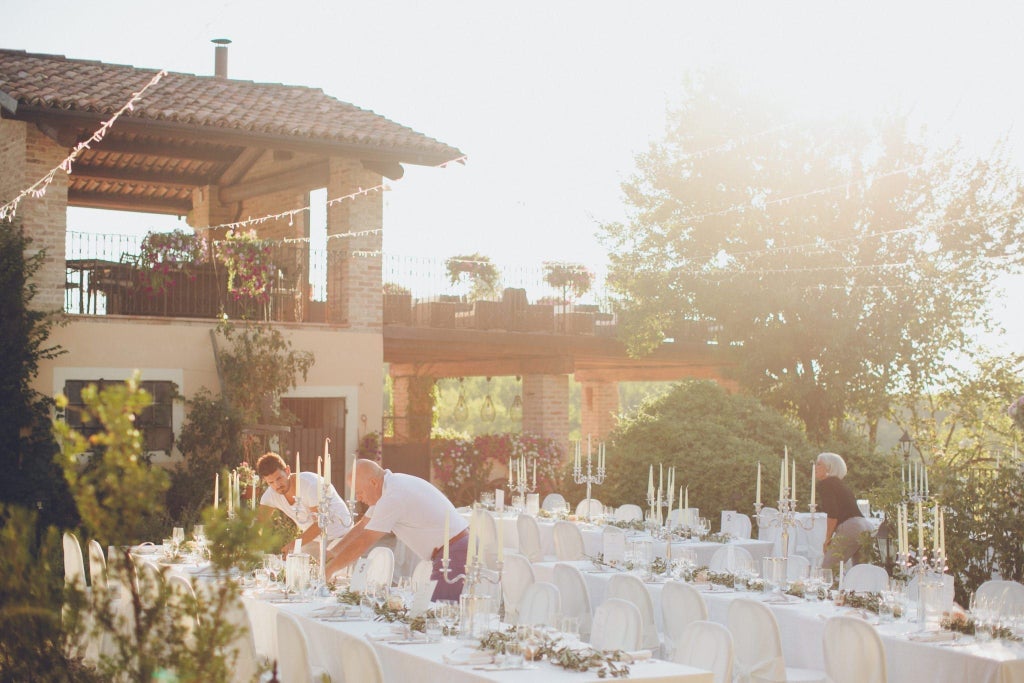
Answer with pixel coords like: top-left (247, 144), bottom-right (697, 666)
top-left (522, 374), bottom-right (570, 458)
top-left (390, 373), bottom-right (435, 443)
top-left (190, 185), bottom-right (238, 237)
top-left (0, 120), bottom-right (69, 311)
top-left (580, 380), bottom-right (619, 441)
top-left (326, 159), bottom-right (383, 330)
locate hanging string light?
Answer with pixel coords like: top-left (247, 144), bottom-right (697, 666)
top-left (509, 375), bottom-right (523, 420)
top-left (453, 378), bottom-right (469, 422)
top-left (481, 377), bottom-right (496, 423)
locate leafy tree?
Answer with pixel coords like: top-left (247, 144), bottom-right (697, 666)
top-left (602, 72), bottom-right (1024, 443)
top-left (0, 219), bottom-right (76, 529)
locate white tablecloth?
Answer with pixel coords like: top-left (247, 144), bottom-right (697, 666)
top-left (243, 595), bottom-right (713, 683)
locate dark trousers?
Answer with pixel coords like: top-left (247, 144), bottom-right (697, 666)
top-left (430, 534), bottom-right (468, 601)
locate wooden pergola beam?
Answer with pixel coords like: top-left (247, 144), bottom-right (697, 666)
top-left (219, 161), bottom-right (329, 203)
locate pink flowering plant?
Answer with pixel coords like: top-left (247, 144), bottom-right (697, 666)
top-left (543, 261), bottom-right (594, 304)
top-left (432, 432), bottom-right (564, 505)
top-left (216, 230), bottom-right (274, 304)
top-left (137, 229), bottom-right (208, 295)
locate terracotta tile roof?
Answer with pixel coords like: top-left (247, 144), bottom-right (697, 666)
top-left (0, 49), bottom-right (463, 164)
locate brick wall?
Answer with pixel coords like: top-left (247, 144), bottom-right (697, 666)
top-left (0, 120), bottom-right (68, 311)
top-left (580, 380), bottom-right (619, 441)
top-left (522, 373), bottom-right (570, 459)
top-left (327, 158), bottom-right (383, 330)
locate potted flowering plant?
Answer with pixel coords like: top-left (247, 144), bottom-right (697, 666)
top-left (216, 230), bottom-right (274, 304)
top-left (543, 261), bottom-right (594, 304)
top-left (445, 253), bottom-right (501, 301)
top-left (137, 229), bottom-right (208, 295)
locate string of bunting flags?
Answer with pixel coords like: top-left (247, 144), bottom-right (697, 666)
top-left (0, 70), bottom-right (169, 222)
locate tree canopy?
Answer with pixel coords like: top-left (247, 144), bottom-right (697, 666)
top-left (602, 73), bottom-right (1024, 442)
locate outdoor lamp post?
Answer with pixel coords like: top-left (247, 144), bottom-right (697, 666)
top-left (900, 429), bottom-right (913, 461)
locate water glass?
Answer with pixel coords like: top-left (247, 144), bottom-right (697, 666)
top-left (172, 526), bottom-right (186, 545)
top-left (503, 640), bottom-right (524, 668)
top-left (424, 617), bottom-right (443, 643)
top-left (560, 615), bottom-right (580, 643)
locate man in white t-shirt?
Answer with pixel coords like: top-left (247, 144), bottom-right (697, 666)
top-left (255, 452), bottom-right (352, 557)
top-left (324, 459), bottom-right (469, 600)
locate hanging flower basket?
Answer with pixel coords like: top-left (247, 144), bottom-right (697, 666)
top-left (543, 261), bottom-right (594, 303)
top-left (137, 229), bottom-right (208, 295)
top-left (216, 230), bottom-right (274, 304)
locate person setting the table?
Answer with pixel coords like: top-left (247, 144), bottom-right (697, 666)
top-left (256, 452), bottom-right (353, 557)
top-left (815, 451), bottom-right (874, 570)
top-left (324, 459), bottom-right (470, 601)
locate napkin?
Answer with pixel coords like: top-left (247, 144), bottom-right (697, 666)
top-left (312, 604), bottom-right (357, 618)
top-left (621, 649), bottom-right (653, 663)
top-left (442, 647), bottom-right (494, 665)
top-left (908, 631), bottom-right (958, 643)
top-left (366, 624), bottom-right (411, 641)
top-left (132, 543), bottom-right (158, 555)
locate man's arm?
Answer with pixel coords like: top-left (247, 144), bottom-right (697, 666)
top-left (325, 519), bottom-right (386, 580)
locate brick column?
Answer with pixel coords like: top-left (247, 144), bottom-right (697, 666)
top-left (580, 380), bottom-right (619, 441)
top-left (0, 120), bottom-right (69, 311)
top-left (522, 374), bottom-right (570, 458)
top-left (390, 373), bottom-right (435, 443)
top-left (326, 159), bottom-right (383, 330)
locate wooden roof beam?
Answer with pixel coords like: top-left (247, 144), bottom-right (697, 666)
top-left (389, 356), bottom-right (576, 379)
top-left (90, 137), bottom-right (241, 162)
top-left (67, 190), bottom-right (191, 215)
top-left (219, 161), bottom-right (328, 203)
top-left (70, 166), bottom-right (207, 190)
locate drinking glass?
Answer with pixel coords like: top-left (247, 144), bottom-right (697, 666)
top-left (425, 617), bottom-right (443, 643)
top-left (172, 526), bottom-right (185, 545)
top-left (560, 615), bottom-right (580, 644)
top-left (503, 640), bottom-right (524, 668)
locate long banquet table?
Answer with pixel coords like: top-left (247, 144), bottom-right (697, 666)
top-left (533, 560), bottom-right (1024, 683)
top-left (243, 594), bottom-right (714, 683)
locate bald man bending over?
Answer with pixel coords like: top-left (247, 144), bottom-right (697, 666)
top-left (325, 459), bottom-right (470, 601)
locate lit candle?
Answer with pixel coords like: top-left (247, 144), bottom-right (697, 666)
top-left (325, 451), bottom-right (331, 494)
top-left (779, 458), bottom-right (786, 501)
top-left (350, 456), bottom-right (358, 502)
top-left (227, 472), bottom-right (233, 516)
top-left (924, 465), bottom-right (929, 498)
top-left (939, 508), bottom-right (945, 556)
top-left (532, 460), bottom-right (536, 490)
top-left (667, 480), bottom-right (674, 512)
top-left (520, 458), bottom-right (527, 488)
top-left (317, 456), bottom-right (323, 505)
top-left (443, 513), bottom-right (450, 563)
top-left (684, 485), bottom-right (689, 511)
top-left (295, 452), bottom-right (301, 498)
top-left (839, 561), bottom-right (844, 587)
top-left (933, 504), bottom-right (940, 552)
top-left (784, 446), bottom-right (789, 494)
top-left (659, 463), bottom-right (664, 498)
top-left (648, 465), bottom-right (655, 501)
top-left (467, 509), bottom-right (477, 565)
top-left (214, 472), bottom-right (219, 510)
top-left (791, 459), bottom-right (796, 501)
top-left (678, 485), bottom-right (683, 516)
top-left (756, 461), bottom-right (762, 506)
top-left (508, 457), bottom-right (514, 486)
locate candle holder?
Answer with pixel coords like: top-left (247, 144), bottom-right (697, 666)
top-left (754, 484), bottom-right (817, 560)
top-left (439, 553), bottom-right (506, 630)
top-left (290, 484), bottom-right (355, 596)
top-left (573, 440), bottom-right (606, 519)
top-left (508, 468), bottom-right (535, 511)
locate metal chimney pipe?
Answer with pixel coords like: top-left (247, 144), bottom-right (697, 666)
top-left (212, 38), bottom-right (231, 78)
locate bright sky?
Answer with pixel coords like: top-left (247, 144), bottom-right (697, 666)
top-left (6, 0), bottom-right (1023, 350)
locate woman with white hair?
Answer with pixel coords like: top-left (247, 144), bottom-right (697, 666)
top-left (815, 452), bottom-right (874, 570)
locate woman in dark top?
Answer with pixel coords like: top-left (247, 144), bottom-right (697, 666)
top-left (815, 452), bottom-right (874, 570)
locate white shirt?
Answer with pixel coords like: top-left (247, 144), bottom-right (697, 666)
top-left (365, 470), bottom-right (468, 560)
top-left (260, 471), bottom-right (352, 540)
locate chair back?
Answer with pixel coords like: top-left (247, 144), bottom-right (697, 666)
top-left (976, 579), bottom-right (1024, 618)
top-left (615, 504), bottom-right (643, 522)
top-left (720, 511), bottom-right (753, 539)
top-left (757, 507), bottom-right (780, 540)
top-left (63, 532), bottom-right (88, 589)
top-left (907, 573), bottom-right (955, 613)
top-left (87, 539), bottom-right (107, 591)
top-left (590, 598), bottom-right (642, 652)
top-left (553, 562), bottom-right (593, 639)
top-left (167, 574), bottom-right (198, 643)
top-left (541, 493), bottom-right (567, 512)
top-left (823, 615), bottom-right (887, 683)
top-left (516, 513), bottom-right (544, 562)
top-left (661, 580), bottom-right (708, 659)
top-left (364, 546), bottom-right (395, 590)
top-left (856, 499), bottom-right (871, 518)
top-left (411, 559), bottom-right (434, 588)
top-left (727, 598), bottom-right (786, 683)
top-left (708, 545), bottom-right (754, 574)
top-left (138, 561), bottom-right (164, 609)
top-left (575, 498), bottom-right (603, 518)
top-left (473, 508), bottom-right (500, 568)
top-left (607, 573), bottom-right (660, 651)
top-left (518, 581), bottom-right (560, 627)
top-left (673, 620), bottom-right (734, 683)
top-left (786, 555), bottom-right (811, 581)
top-left (840, 563), bottom-right (888, 592)
top-left (552, 521), bottom-right (586, 561)
top-left (501, 553), bottom-right (536, 624)
top-left (223, 598), bottom-right (267, 683)
top-left (276, 611), bottom-right (316, 683)
top-left (339, 633), bottom-right (385, 683)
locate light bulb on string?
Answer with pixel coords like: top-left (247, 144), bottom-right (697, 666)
top-left (481, 376), bottom-right (496, 423)
top-left (509, 375), bottom-right (523, 420)
top-left (453, 378), bottom-right (469, 422)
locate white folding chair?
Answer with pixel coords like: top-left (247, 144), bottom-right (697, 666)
top-left (542, 493), bottom-right (568, 512)
top-left (222, 598), bottom-right (273, 683)
top-left (673, 620), bottom-right (734, 683)
top-left (473, 508), bottom-right (500, 569)
top-left (840, 563), bottom-right (888, 593)
top-left (339, 633), bottom-right (384, 683)
top-left (411, 559), bottom-right (434, 589)
top-left (552, 521), bottom-right (586, 561)
top-left (976, 579), bottom-right (1024, 618)
top-left (63, 532), bottom-right (88, 590)
top-left (856, 499), bottom-right (871, 518)
top-left (553, 562), bottom-right (593, 640)
top-left (602, 525), bottom-right (627, 562)
top-left (728, 598), bottom-right (825, 683)
top-left (167, 574), bottom-right (198, 645)
top-left (516, 513), bottom-right (548, 562)
top-left (363, 546), bottom-right (395, 590)
top-left (661, 580), bottom-right (708, 660)
top-left (87, 539), bottom-right (107, 591)
top-left (721, 511), bottom-right (753, 539)
top-left (757, 507), bottom-right (780, 540)
top-left (518, 581), bottom-right (560, 628)
top-left (575, 498), bottom-right (603, 518)
top-left (501, 552), bottom-right (536, 624)
top-left (276, 611), bottom-right (331, 682)
top-left (615, 504), bottom-right (643, 522)
top-left (607, 573), bottom-right (660, 653)
top-left (137, 560), bottom-right (165, 609)
top-left (787, 555), bottom-right (811, 581)
top-left (823, 615), bottom-right (887, 683)
top-left (590, 598), bottom-right (642, 652)
top-left (708, 545), bottom-right (754, 574)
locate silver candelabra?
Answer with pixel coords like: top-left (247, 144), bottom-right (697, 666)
top-left (291, 482), bottom-right (353, 596)
top-left (438, 536), bottom-right (506, 630)
top-left (573, 439), bottom-right (606, 519)
top-left (754, 485), bottom-right (817, 560)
